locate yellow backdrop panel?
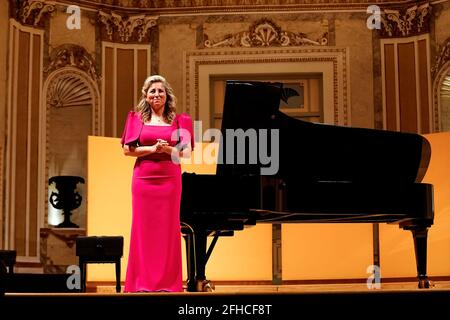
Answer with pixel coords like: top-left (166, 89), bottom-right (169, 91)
top-left (282, 224), bottom-right (373, 280)
top-left (86, 136), bottom-right (271, 282)
top-left (379, 131), bottom-right (450, 278)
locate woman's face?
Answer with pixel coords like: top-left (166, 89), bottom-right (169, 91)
top-left (146, 82), bottom-right (167, 112)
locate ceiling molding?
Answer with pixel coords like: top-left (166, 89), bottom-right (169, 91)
top-left (50, 0), bottom-right (435, 14)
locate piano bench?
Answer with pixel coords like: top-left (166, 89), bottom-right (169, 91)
top-left (75, 236), bottom-right (123, 293)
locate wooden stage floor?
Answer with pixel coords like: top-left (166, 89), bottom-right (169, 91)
top-left (2, 281), bottom-right (449, 318)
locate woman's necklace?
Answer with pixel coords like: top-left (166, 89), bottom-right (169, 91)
top-left (153, 114), bottom-right (163, 123)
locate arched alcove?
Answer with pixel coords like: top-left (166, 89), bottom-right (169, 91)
top-left (43, 67), bottom-right (100, 228)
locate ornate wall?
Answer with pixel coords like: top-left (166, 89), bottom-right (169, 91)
top-left (1, 0), bottom-right (449, 271)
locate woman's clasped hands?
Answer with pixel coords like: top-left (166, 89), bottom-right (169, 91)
top-left (154, 139), bottom-right (169, 153)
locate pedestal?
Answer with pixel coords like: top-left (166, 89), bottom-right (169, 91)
top-left (40, 228), bottom-right (86, 273)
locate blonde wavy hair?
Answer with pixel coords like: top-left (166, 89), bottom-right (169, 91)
top-left (135, 75), bottom-right (177, 123)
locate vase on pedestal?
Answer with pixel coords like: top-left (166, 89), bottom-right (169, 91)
top-left (48, 176), bottom-right (85, 228)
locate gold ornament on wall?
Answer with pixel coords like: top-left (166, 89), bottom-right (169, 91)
top-left (379, 2), bottom-right (431, 38)
top-left (47, 76), bottom-right (93, 109)
top-left (204, 18), bottom-right (328, 48)
top-left (98, 11), bottom-right (158, 42)
top-left (44, 44), bottom-right (99, 81)
top-left (432, 38), bottom-right (450, 80)
top-left (18, 0), bottom-right (55, 27)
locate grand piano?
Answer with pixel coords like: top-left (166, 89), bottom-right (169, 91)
top-left (180, 80), bottom-right (434, 292)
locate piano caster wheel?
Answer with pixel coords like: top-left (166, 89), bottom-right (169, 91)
top-left (196, 280), bottom-right (215, 292)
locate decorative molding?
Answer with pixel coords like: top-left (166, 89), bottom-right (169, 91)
top-left (379, 2), bottom-right (431, 38)
top-left (184, 47), bottom-right (349, 126)
top-left (432, 37), bottom-right (450, 80)
top-left (98, 11), bottom-right (158, 43)
top-left (204, 18), bottom-right (328, 48)
top-left (47, 76), bottom-right (93, 109)
top-left (44, 44), bottom-right (99, 82)
top-left (55, 0), bottom-right (426, 11)
top-left (16, 0), bottom-right (56, 27)
top-left (86, 0), bottom-right (409, 6)
top-left (431, 37), bottom-right (450, 132)
top-left (44, 67), bottom-right (101, 137)
top-left (433, 65), bottom-right (449, 132)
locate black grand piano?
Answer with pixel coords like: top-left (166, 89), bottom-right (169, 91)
top-left (180, 80), bottom-right (434, 292)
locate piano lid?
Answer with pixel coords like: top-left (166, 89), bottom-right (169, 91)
top-left (217, 80), bottom-right (431, 183)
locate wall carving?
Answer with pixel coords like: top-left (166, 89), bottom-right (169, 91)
top-left (8, 0), bottom-right (432, 22)
top-left (98, 11), bottom-right (158, 42)
top-left (60, 0), bottom-right (419, 9)
top-left (204, 18), bottom-right (328, 48)
top-left (10, 0), bottom-right (56, 27)
top-left (380, 2), bottom-right (431, 38)
top-left (44, 67), bottom-right (101, 137)
top-left (44, 44), bottom-right (99, 82)
top-left (432, 37), bottom-right (450, 80)
top-left (47, 76), bottom-right (93, 109)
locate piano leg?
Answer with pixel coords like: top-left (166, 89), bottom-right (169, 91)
top-left (182, 224), bottom-right (220, 292)
top-left (193, 229), bottom-right (209, 291)
top-left (181, 224), bottom-right (211, 292)
top-left (187, 227), bottom-right (215, 292)
top-left (182, 226), bottom-right (197, 292)
top-left (407, 226), bottom-right (431, 289)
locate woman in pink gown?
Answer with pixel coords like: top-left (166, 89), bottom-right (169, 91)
top-left (120, 75), bottom-right (193, 292)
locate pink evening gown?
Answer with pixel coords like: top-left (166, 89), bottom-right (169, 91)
top-left (120, 111), bottom-right (194, 292)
